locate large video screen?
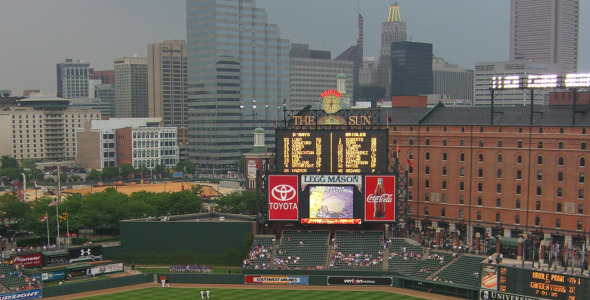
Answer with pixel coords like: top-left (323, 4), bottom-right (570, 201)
top-left (276, 130), bottom-right (388, 174)
top-left (309, 186), bottom-right (354, 219)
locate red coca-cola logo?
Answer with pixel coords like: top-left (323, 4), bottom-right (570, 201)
top-left (366, 194), bottom-right (393, 203)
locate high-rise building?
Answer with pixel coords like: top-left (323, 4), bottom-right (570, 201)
top-left (289, 44), bottom-right (353, 111)
top-left (473, 60), bottom-right (559, 106)
top-left (186, 0), bottom-right (289, 171)
top-left (432, 57), bottom-right (474, 105)
top-left (510, 0), bottom-right (579, 73)
top-left (390, 41), bottom-right (433, 97)
top-left (114, 57), bottom-right (148, 118)
top-left (56, 59), bottom-right (93, 99)
top-left (92, 70), bottom-right (114, 85)
top-left (148, 40), bottom-right (187, 127)
top-left (334, 14), bottom-right (363, 102)
top-left (377, 3), bottom-right (407, 99)
top-left (94, 84), bottom-right (116, 117)
top-left (0, 93), bottom-right (100, 162)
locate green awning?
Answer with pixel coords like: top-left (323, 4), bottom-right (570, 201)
top-left (44, 251), bottom-right (68, 257)
top-left (500, 237), bottom-right (520, 247)
top-left (65, 264), bottom-right (90, 270)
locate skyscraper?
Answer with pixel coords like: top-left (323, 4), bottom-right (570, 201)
top-left (390, 41), bottom-right (433, 97)
top-left (186, 0), bottom-right (289, 171)
top-left (56, 58), bottom-right (93, 99)
top-left (334, 14), bottom-right (363, 102)
top-left (377, 3), bottom-right (407, 100)
top-left (510, 0), bottom-right (579, 73)
top-left (290, 43), bottom-right (353, 111)
top-left (114, 57), bottom-right (148, 118)
top-left (148, 40), bottom-right (187, 127)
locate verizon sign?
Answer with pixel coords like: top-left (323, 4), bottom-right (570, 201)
top-left (13, 253), bottom-right (43, 267)
top-left (268, 175), bottom-right (299, 220)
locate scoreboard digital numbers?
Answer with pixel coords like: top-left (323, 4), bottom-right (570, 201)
top-left (483, 264), bottom-right (590, 300)
top-left (276, 130), bottom-right (388, 174)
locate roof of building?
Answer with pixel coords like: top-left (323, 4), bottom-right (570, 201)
top-left (386, 3), bottom-right (403, 23)
top-left (381, 104), bottom-right (590, 126)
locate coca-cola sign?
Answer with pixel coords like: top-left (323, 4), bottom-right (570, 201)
top-left (268, 175), bottom-right (299, 220)
top-left (13, 253), bottom-right (43, 267)
top-left (364, 176), bottom-right (396, 221)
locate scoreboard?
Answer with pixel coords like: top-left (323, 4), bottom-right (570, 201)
top-left (481, 264), bottom-right (590, 300)
top-left (276, 130), bottom-right (388, 174)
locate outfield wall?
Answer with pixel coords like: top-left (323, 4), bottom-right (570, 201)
top-left (41, 273), bottom-right (153, 298)
top-left (120, 220), bottom-right (255, 255)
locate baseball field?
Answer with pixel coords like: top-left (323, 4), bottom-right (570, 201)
top-left (78, 286), bottom-right (427, 300)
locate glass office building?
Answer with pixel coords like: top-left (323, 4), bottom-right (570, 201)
top-left (186, 0), bottom-right (290, 172)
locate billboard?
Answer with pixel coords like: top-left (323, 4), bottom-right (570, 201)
top-left (309, 185), bottom-right (354, 219)
top-left (12, 253), bottom-right (43, 267)
top-left (268, 175), bottom-right (299, 220)
top-left (327, 276), bottom-right (393, 286)
top-left (245, 275), bottom-right (308, 285)
top-left (364, 175), bottom-right (396, 221)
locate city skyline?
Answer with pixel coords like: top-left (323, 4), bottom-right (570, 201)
top-left (1, 0), bottom-right (589, 96)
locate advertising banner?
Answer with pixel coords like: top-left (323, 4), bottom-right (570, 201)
top-left (481, 264), bottom-right (498, 290)
top-left (12, 253), bottom-right (43, 267)
top-left (268, 175), bottom-right (299, 220)
top-left (45, 254), bottom-right (68, 266)
top-left (68, 245), bottom-right (103, 263)
top-left (40, 270), bottom-right (66, 281)
top-left (91, 262), bottom-right (124, 275)
top-left (0, 289), bottom-right (41, 300)
top-left (245, 275), bottom-right (308, 285)
top-left (364, 175), bottom-right (396, 221)
top-left (247, 160), bottom-right (257, 177)
top-left (327, 276), bottom-right (392, 286)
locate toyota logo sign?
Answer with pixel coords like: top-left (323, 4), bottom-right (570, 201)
top-left (268, 175), bottom-right (299, 221)
top-left (271, 185), bottom-right (296, 201)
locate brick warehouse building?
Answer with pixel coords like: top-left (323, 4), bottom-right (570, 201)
top-left (383, 103), bottom-right (590, 249)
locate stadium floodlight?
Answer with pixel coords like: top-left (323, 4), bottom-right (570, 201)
top-left (565, 73), bottom-right (590, 88)
top-left (490, 75), bottom-right (521, 90)
top-left (526, 74), bottom-right (558, 89)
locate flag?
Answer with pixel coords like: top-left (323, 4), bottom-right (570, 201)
top-left (407, 158), bottom-right (414, 168)
top-left (59, 212), bottom-right (68, 222)
top-left (397, 144), bottom-right (401, 153)
top-left (38, 213), bottom-right (47, 223)
top-left (48, 199), bottom-right (57, 207)
top-left (274, 116), bottom-right (277, 127)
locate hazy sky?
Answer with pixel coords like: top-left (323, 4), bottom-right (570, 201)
top-left (1, 0), bottom-right (588, 96)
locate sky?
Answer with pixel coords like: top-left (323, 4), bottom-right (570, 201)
top-left (1, 0), bottom-right (588, 96)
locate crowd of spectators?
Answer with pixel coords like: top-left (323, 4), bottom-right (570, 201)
top-left (169, 265), bottom-right (212, 273)
top-left (242, 240), bottom-right (274, 269)
top-left (330, 251), bottom-right (382, 268)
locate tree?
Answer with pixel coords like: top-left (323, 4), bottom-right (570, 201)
top-left (20, 158), bottom-right (39, 170)
top-left (101, 166), bottom-right (119, 181)
top-left (0, 193), bottom-right (31, 227)
top-left (120, 164), bottom-right (134, 179)
top-left (86, 169), bottom-right (101, 181)
top-left (154, 164), bottom-right (166, 179)
top-left (167, 190), bottom-right (202, 215)
top-left (175, 160), bottom-right (195, 174)
top-left (215, 190), bottom-right (258, 215)
top-left (0, 156), bottom-right (18, 169)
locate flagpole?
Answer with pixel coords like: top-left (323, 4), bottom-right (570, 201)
top-left (66, 209), bottom-right (69, 247)
top-left (45, 210), bottom-right (50, 247)
top-left (56, 164), bottom-right (61, 249)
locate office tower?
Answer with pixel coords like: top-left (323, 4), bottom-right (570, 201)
top-left (148, 40), bottom-right (187, 127)
top-left (94, 84), bottom-right (116, 117)
top-left (92, 70), bottom-right (115, 85)
top-left (377, 3), bottom-right (407, 100)
top-left (510, 0), bottom-right (579, 73)
top-left (56, 58), bottom-right (93, 99)
top-left (473, 60), bottom-right (559, 106)
top-left (290, 44), bottom-right (353, 111)
top-left (390, 41), bottom-right (433, 96)
top-left (335, 14), bottom-right (363, 102)
top-left (432, 57), bottom-right (474, 105)
top-left (114, 57), bottom-right (148, 118)
top-left (186, 0), bottom-right (289, 171)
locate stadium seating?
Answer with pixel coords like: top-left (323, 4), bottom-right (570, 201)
top-left (433, 254), bottom-right (484, 287)
top-left (243, 235), bottom-right (276, 270)
top-left (274, 231), bottom-right (329, 270)
top-left (330, 231), bottom-right (384, 270)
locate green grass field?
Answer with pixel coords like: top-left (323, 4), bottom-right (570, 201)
top-left (80, 287), bottom-right (427, 300)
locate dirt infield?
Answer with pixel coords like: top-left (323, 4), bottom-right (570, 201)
top-left (47, 282), bottom-right (467, 300)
